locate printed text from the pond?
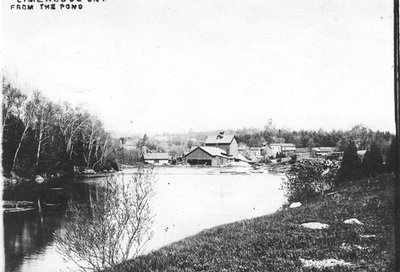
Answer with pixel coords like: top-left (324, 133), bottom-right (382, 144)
top-left (10, 0), bottom-right (107, 10)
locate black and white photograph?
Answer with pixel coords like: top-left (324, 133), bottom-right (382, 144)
top-left (1, 0), bottom-right (399, 271)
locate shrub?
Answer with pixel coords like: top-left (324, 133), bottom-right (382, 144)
top-left (336, 141), bottom-right (362, 183)
top-left (289, 154), bottom-right (297, 163)
top-left (56, 167), bottom-right (155, 272)
top-left (283, 159), bottom-right (339, 202)
top-left (385, 137), bottom-right (397, 173)
top-left (362, 142), bottom-right (384, 176)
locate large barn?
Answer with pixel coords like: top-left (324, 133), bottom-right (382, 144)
top-left (184, 146), bottom-right (233, 166)
top-left (204, 131), bottom-right (238, 157)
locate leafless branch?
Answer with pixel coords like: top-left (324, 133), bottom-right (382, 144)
top-left (55, 167), bottom-right (155, 272)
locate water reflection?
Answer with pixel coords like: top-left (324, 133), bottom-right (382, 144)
top-left (4, 209), bottom-right (61, 271)
top-left (3, 180), bottom-right (98, 272)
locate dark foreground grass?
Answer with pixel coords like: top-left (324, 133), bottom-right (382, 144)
top-left (105, 174), bottom-right (395, 272)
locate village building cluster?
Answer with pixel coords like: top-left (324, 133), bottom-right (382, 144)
top-left (118, 130), bottom-right (360, 166)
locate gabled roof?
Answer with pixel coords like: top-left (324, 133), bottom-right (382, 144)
top-left (143, 153), bottom-right (170, 160)
top-left (184, 146), bottom-right (231, 159)
top-left (204, 134), bottom-right (236, 145)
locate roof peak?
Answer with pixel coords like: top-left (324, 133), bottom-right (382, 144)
top-left (205, 134), bottom-right (236, 145)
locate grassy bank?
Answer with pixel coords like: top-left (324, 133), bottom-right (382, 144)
top-left (105, 174), bottom-right (395, 272)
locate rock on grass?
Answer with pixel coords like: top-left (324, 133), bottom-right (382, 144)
top-left (300, 258), bottom-right (352, 268)
top-left (301, 222), bottom-right (329, 229)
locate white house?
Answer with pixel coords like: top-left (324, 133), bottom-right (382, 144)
top-left (266, 143), bottom-right (296, 157)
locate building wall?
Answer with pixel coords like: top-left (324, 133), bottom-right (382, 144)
top-left (282, 146), bottom-right (296, 152)
top-left (266, 145), bottom-right (296, 156)
top-left (145, 159), bottom-right (169, 165)
top-left (205, 143), bottom-right (230, 155)
top-left (281, 146), bottom-right (296, 154)
top-left (229, 138), bottom-right (238, 157)
top-left (311, 149), bottom-right (334, 157)
top-left (211, 156), bottom-right (232, 166)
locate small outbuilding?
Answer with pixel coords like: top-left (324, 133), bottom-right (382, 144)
top-left (311, 147), bottom-right (335, 157)
top-left (143, 153), bottom-right (170, 165)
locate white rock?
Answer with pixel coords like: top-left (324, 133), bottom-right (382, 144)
top-left (35, 175), bottom-right (44, 184)
top-left (289, 202), bottom-right (302, 208)
top-left (300, 258), bottom-right (352, 268)
top-left (301, 222), bottom-right (329, 229)
top-left (344, 218), bottom-right (364, 225)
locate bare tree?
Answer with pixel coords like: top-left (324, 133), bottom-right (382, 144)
top-left (2, 78), bottom-right (27, 129)
top-left (55, 167), bottom-right (155, 272)
top-left (10, 92), bottom-right (32, 174)
top-left (91, 132), bottom-right (111, 170)
top-left (79, 116), bottom-right (106, 169)
top-left (29, 91), bottom-right (55, 172)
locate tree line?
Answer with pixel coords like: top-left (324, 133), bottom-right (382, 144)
top-left (2, 78), bottom-right (118, 179)
top-left (235, 124), bottom-right (393, 154)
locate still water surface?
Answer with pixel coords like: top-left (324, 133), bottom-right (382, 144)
top-left (4, 167), bottom-right (286, 272)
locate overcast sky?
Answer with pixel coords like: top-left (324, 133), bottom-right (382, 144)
top-left (1, 0), bottom-right (395, 135)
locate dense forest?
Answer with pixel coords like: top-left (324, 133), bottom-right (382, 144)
top-left (2, 78), bottom-right (118, 179)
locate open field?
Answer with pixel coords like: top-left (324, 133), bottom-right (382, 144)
top-left (105, 173), bottom-right (395, 272)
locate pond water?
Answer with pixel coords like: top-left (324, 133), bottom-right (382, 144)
top-left (4, 167), bottom-right (286, 272)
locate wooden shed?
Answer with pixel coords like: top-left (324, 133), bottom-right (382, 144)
top-left (143, 153), bottom-right (170, 165)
